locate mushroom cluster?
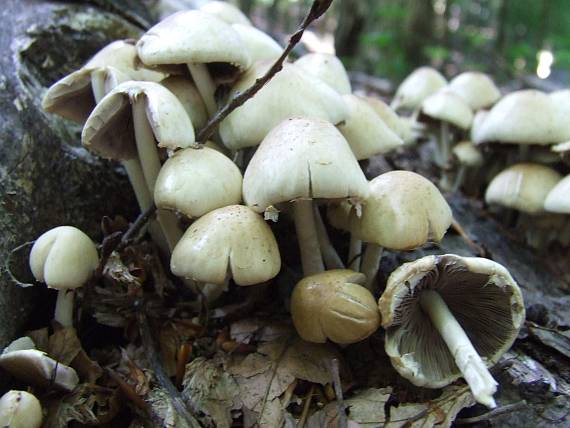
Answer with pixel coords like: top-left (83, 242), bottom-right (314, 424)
top-left (9, 1), bottom-right (534, 422)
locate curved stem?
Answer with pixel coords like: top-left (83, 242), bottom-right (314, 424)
top-left (55, 290), bottom-right (74, 327)
top-left (187, 63), bottom-right (217, 117)
top-left (293, 199), bottom-right (324, 276)
top-left (360, 243), bottom-right (383, 291)
top-left (132, 98), bottom-right (183, 251)
top-left (313, 204), bottom-right (344, 270)
top-left (420, 290), bottom-right (497, 408)
top-left (347, 235), bottom-right (362, 271)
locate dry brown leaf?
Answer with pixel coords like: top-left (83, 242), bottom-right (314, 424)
top-left (104, 251), bottom-right (143, 290)
top-left (48, 327), bottom-right (82, 365)
top-left (117, 347), bottom-right (151, 397)
top-left (146, 387), bottom-right (192, 428)
top-left (26, 328), bottom-right (49, 352)
top-left (345, 387), bottom-right (392, 427)
top-left (182, 356), bottom-right (241, 428)
top-left (386, 385), bottom-right (475, 428)
top-left (230, 318), bottom-right (294, 344)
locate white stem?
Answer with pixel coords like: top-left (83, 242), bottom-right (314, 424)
top-left (132, 99), bottom-right (182, 251)
top-left (420, 290), bottom-right (498, 408)
top-left (360, 244), bottom-right (383, 290)
top-left (440, 121), bottom-right (450, 168)
top-left (187, 63), bottom-right (217, 117)
top-left (347, 235), bottom-right (362, 271)
top-left (452, 166), bottom-right (467, 193)
top-left (293, 199), bottom-right (324, 276)
top-left (55, 290), bottom-right (74, 327)
top-left (313, 204), bottom-right (344, 270)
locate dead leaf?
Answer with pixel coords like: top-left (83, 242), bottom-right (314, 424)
top-left (147, 387), bottom-right (192, 428)
top-left (386, 385), bottom-right (475, 428)
top-left (44, 384), bottom-right (120, 427)
top-left (48, 327), bottom-right (82, 365)
top-left (182, 356), bottom-right (241, 428)
top-left (104, 251), bottom-right (143, 290)
top-left (26, 328), bottom-right (49, 352)
top-left (345, 387), bottom-right (392, 427)
top-left (230, 318), bottom-right (294, 344)
top-left (72, 349), bottom-right (103, 383)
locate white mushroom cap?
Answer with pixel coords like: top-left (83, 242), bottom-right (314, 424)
top-left (552, 141), bottom-right (570, 154)
top-left (363, 96), bottom-right (415, 145)
top-left (550, 89), bottom-right (570, 142)
top-left (0, 349), bottom-right (79, 391)
top-left (42, 40), bottom-right (170, 123)
top-left (0, 390), bottom-right (42, 428)
top-left (421, 90), bottom-right (474, 130)
top-left (294, 53), bottom-right (352, 95)
top-left (243, 118), bottom-right (369, 213)
top-left (452, 141), bottom-right (484, 167)
top-left (475, 90), bottom-right (562, 145)
top-left (291, 270), bottom-right (380, 344)
top-left (232, 24), bottom-right (282, 64)
top-left (200, 0), bottom-right (251, 26)
top-left (29, 226), bottom-right (98, 290)
top-left (155, 146), bottom-right (243, 219)
top-left (485, 163), bottom-right (562, 214)
top-left (338, 94), bottom-right (403, 160)
top-left (220, 62), bottom-right (348, 150)
top-left (447, 71), bottom-right (500, 110)
top-left (350, 171), bottom-right (452, 250)
top-left (470, 110), bottom-right (489, 143)
top-left (379, 254), bottom-right (524, 388)
top-left (544, 175), bottom-right (570, 213)
top-left (161, 76), bottom-right (208, 130)
top-left (82, 81), bottom-right (195, 160)
top-left (391, 66), bottom-right (447, 111)
top-left (137, 10), bottom-right (251, 72)
top-left (171, 205), bottom-right (281, 285)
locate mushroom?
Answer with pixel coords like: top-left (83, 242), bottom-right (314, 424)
top-left (199, 0), bottom-right (252, 26)
top-left (363, 96), bottom-right (421, 145)
top-left (0, 390), bottom-right (43, 428)
top-left (552, 141), bottom-right (570, 165)
top-left (294, 53), bottom-right (352, 95)
top-left (351, 171), bottom-right (452, 289)
top-left (378, 254), bottom-right (525, 408)
top-left (327, 200), bottom-right (362, 270)
top-left (447, 71), bottom-right (500, 111)
top-left (82, 81), bottom-right (195, 251)
top-left (29, 226), bottom-right (98, 327)
top-left (421, 89), bottom-right (474, 171)
top-left (391, 66), bottom-right (447, 114)
top-left (544, 175), bottom-right (570, 246)
top-left (291, 270), bottom-right (380, 344)
top-left (137, 10), bottom-right (251, 117)
top-left (171, 205), bottom-right (281, 287)
top-left (243, 118), bottom-right (369, 275)
top-left (232, 24), bottom-right (282, 64)
top-left (451, 141), bottom-right (484, 192)
top-left (219, 62), bottom-right (347, 151)
top-left (160, 76), bottom-right (209, 131)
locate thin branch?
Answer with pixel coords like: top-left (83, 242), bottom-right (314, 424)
top-left (136, 305), bottom-right (202, 428)
top-left (196, 0), bottom-right (334, 142)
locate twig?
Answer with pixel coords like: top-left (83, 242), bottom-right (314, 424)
top-left (327, 358), bottom-right (347, 428)
top-left (4, 240), bottom-right (35, 287)
top-left (298, 384), bottom-right (315, 428)
top-left (118, 203), bottom-right (157, 249)
top-left (135, 305), bottom-right (202, 428)
top-left (455, 401), bottom-right (527, 424)
top-left (451, 218), bottom-right (486, 257)
top-left (196, 0), bottom-right (334, 142)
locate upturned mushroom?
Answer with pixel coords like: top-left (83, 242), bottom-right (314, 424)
top-left (291, 270), bottom-right (380, 344)
top-left (351, 171), bottom-right (452, 289)
top-left (82, 81), bottom-right (195, 250)
top-left (379, 254), bottom-right (525, 408)
top-left (29, 226), bottom-right (98, 327)
top-left (171, 205), bottom-right (281, 287)
top-left (0, 390), bottom-right (43, 428)
top-left (137, 10), bottom-right (251, 116)
top-left (243, 118), bottom-right (369, 275)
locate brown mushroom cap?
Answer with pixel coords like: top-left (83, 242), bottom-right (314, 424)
top-left (291, 270), bottom-right (380, 344)
top-left (171, 205), bottom-right (281, 285)
top-left (485, 163), bottom-right (562, 214)
top-left (350, 171), bottom-right (452, 250)
top-left (379, 254), bottom-right (525, 388)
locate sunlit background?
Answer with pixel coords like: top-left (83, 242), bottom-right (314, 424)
top-left (170, 0), bottom-right (569, 87)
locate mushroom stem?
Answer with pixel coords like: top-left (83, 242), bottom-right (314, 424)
top-left (132, 98), bottom-right (183, 251)
top-left (313, 204), bottom-right (344, 270)
top-left (439, 121), bottom-right (451, 168)
top-left (347, 235), bottom-right (362, 271)
top-left (452, 165), bottom-right (467, 193)
top-left (420, 290), bottom-right (498, 408)
top-left (187, 63), bottom-right (217, 117)
top-left (293, 199), bottom-right (324, 276)
top-left (360, 243), bottom-right (383, 290)
top-left (54, 290), bottom-right (74, 327)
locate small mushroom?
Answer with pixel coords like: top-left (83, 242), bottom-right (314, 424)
top-left (0, 390), bottom-right (43, 428)
top-left (137, 10), bottom-right (251, 116)
top-left (379, 254), bottom-right (525, 408)
top-left (391, 66), bottom-right (447, 114)
top-left (544, 175), bottom-right (570, 246)
top-left (291, 270), bottom-right (380, 344)
top-left (363, 96), bottom-right (420, 145)
top-left (451, 141), bottom-right (484, 192)
top-left (29, 226), bottom-right (98, 327)
top-left (552, 141), bottom-right (570, 165)
top-left (243, 118), bottom-right (368, 275)
top-left (447, 71), bottom-right (501, 111)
